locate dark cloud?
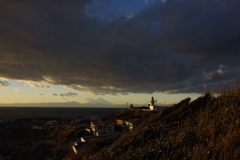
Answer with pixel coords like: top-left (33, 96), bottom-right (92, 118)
top-left (50, 93), bottom-right (58, 96)
top-left (59, 92), bottom-right (78, 97)
top-left (0, 0), bottom-right (239, 95)
top-left (0, 80), bottom-right (10, 87)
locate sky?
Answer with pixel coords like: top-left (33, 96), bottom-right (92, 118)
top-left (0, 0), bottom-right (239, 106)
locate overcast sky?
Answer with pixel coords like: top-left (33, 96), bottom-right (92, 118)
top-left (0, 0), bottom-right (239, 105)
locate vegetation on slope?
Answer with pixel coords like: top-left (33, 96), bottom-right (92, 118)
top-left (102, 108), bottom-right (159, 123)
top-left (75, 88), bottom-right (240, 160)
top-left (0, 120), bottom-right (90, 160)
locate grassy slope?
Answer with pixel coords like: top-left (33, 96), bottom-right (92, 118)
top-left (76, 88), bottom-right (240, 160)
top-left (102, 108), bottom-right (159, 123)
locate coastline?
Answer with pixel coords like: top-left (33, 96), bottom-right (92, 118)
top-left (0, 107), bottom-right (123, 122)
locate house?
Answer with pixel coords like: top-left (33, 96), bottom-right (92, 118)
top-left (72, 135), bottom-right (113, 154)
top-left (85, 127), bottom-right (92, 133)
top-left (90, 121), bottom-right (115, 136)
top-left (124, 118), bottom-right (142, 131)
top-left (129, 97), bottom-right (163, 110)
top-left (116, 119), bottom-right (124, 126)
top-left (114, 119), bottom-right (125, 132)
top-left (72, 141), bottom-right (87, 154)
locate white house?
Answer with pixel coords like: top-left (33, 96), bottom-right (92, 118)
top-left (72, 141), bottom-right (86, 154)
top-left (73, 135), bottom-right (113, 154)
top-left (116, 119), bottom-right (124, 126)
top-left (90, 121), bottom-right (115, 136)
top-left (124, 118), bottom-right (142, 131)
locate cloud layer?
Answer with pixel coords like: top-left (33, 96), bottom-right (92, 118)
top-left (14, 88), bottom-right (21, 91)
top-left (19, 81), bottom-right (52, 88)
top-left (0, 80), bottom-right (10, 87)
top-left (51, 92), bottom-right (78, 100)
top-left (0, 0), bottom-right (239, 94)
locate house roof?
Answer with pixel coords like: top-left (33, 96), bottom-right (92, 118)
top-left (124, 118), bottom-right (142, 124)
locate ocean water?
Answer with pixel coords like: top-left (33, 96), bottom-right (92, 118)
top-left (0, 107), bottom-right (123, 122)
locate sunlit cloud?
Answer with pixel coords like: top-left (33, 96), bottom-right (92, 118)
top-left (0, 77), bottom-right (11, 80)
top-left (18, 81), bottom-right (52, 88)
top-left (64, 84), bottom-right (130, 95)
top-left (14, 88), bottom-right (21, 91)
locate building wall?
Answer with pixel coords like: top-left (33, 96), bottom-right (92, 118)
top-left (154, 106), bottom-right (162, 110)
top-left (124, 121), bottom-right (134, 130)
top-left (91, 123), bottom-right (115, 135)
top-left (149, 105), bottom-right (154, 110)
top-left (92, 124), bottom-right (105, 134)
top-left (116, 119), bottom-right (124, 125)
top-left (106, 124), bottom-right (115, 132)
top-left (149, 105), bottom-right (162, 110)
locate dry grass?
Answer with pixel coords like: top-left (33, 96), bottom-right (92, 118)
top-left (76, 88), bottom-right (240, 160)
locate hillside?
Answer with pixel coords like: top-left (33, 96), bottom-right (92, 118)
top-left (102, 108), bottom-right (160, 123)
top-left (74, 88), bottom-right (240, 160)
top-left (0, 120), bottom-right (91, 160)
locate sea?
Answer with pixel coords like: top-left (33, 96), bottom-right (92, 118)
top-left (0, 107), bottom-right (123, 122)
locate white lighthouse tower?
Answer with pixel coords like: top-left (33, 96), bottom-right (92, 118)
top-left (149, 96), bottom-right (156, 110)
top-left (148, 96), bottom-right (162, 110)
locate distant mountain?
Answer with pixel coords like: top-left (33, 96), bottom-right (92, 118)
top-left (0, 97), bottom-right (172, 108)
top-left (85, 97), bottom-right (114, 105)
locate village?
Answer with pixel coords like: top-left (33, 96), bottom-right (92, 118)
top-left (72, 96), bottom-right (163, 154)
top-left (0, 96), bottom-right (163, 159)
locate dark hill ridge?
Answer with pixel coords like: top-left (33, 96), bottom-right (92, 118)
top-left (102, 108), bottom-right (160, 123)
top-left (75, 88), bottom-right (240, 160)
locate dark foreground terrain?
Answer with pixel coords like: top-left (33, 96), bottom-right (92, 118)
top-left (0, 88), bottom-right (240, 160)
top-left (0, 118), bottom-right (90, 160)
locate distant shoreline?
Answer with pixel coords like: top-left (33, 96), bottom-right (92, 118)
top-left (0, 107), bottom-right (123, 122)
top-left (0, 106), bottom-right (124, 108)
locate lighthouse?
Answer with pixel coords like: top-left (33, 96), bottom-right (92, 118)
top-left (149, 96), bottom-right (156, 110)
top-left (148, 96), bottom-right (162, 110)
top-left (150, 96), bottom-right (155, 106)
